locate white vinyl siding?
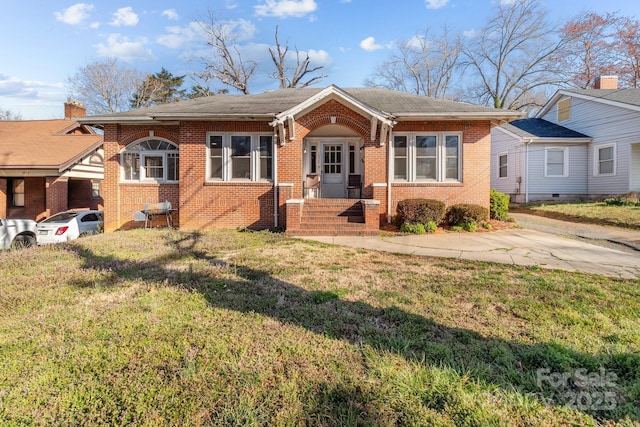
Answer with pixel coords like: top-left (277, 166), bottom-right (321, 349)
top-left (490, 129), bottom-right (524, 196)
top-left (541, 95), bottom-right (636, 194)
top-left (528, 144), bottom-right (588, 196)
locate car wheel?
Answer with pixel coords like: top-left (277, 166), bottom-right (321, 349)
top-left (11, 234), bottom-right (36, 249)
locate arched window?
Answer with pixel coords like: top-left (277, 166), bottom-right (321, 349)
top-left (121, 138), bottom-right (179, 183)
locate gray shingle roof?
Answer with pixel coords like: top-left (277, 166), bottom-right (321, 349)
top-left (80, 86), bottom-right (521, 123)
top-left (500, 118), bottom-right (589, 139)
top-left (563, 88), bottom-right (640, 108)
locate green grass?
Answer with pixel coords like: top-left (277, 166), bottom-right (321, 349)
top-left (1, 229), bottom-right (639, 426)
top-left (516, 201), bottom-right (640, 229)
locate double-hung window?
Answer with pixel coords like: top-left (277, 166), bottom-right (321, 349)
top-left (121, 138), bottom-right (179, 183)
top-left (595, 144), bottom-right (615, 176)
top-left (10, 178), bottom-right (25, 207)
top-left (393, 133), bottom-right (461, 182)
top-left (498, 154), bottom-right (508, 178)
top-left (207, 133), bottom-right (273, 181)
top-left (545, 147), bottom-right (568, 177)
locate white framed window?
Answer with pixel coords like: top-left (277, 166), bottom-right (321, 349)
top-left (120, 138), bottom-right (179, 183)
top-left (392, 133), bottom-right (461, 182)
top-left (207, 133), bottom-right (273, 181)
top-left (498, 153), bottom-right (508, 178)
top-left (594, 144), bottom-right (616, 176)
top-left (545, 147), bottom-right (568, 177)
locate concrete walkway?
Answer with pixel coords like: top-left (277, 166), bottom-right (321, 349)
top-left (304, 217), bottom-right (640, 279)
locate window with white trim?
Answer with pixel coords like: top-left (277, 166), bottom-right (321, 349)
top-left (595, 144), bottom-right (615, 176)
top-left (121, 138), bottom-right (179, 183)
top-left (498, 154), bottom-right (508, 178)
top-left (392, 133), bottom-right (461, 182)
top-left (207, 133), bottom-right (273, 181)
top-left (545, 147), bottom-right (568, 177)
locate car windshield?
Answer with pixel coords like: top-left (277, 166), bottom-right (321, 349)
top-left (41, 212), bottom-right (78, 223)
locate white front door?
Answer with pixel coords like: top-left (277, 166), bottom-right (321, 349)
top-left (321, 143), bottom-right (345, 198)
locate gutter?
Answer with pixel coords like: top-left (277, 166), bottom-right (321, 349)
top-left (525, 139), bottom-right (532, 203)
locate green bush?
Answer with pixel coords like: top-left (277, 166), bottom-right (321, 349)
top-left (425, 221), bottom-right (437, 233)
top-left (400, 222), bottom-right (426, 234)
top-left (396, 199), bottom-right (446, 226)
top-left (490, 189), bottom-right (510, 220)
top-left (482, 222), bottom-right (492, 230)
top-left (445, 204), bottom-right (488, 226)
top-left (462, 221), bottom-right (478, 232)
top-left (605, 192), bottom-right (640, 206)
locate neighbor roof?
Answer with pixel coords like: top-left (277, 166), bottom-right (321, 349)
top-left (79, 85), bottom-right (522, 125)
top-left (499, 118), bottom-right (590, 140)
top-left (0, 120), bottom-right (103, 171)
top-left (538, 88), bottom-right (640, 118)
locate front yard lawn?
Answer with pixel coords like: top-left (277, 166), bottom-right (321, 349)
top-left (1, 229), bottom-right (639, 426)
top-left (515, 201), bottom-right (640, 229)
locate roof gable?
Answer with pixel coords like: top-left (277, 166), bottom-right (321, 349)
top-left (538, 88), bottom-right (640, 118)
top-left (0, 120), bottom-right (103, 171)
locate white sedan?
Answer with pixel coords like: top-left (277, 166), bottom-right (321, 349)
top-left (37, 210), bottom-right (103, 245)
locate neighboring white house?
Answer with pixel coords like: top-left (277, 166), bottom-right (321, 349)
top-left (491, 76), bottom-right (640, 202)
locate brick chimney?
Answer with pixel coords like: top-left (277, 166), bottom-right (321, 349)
top-left (64, 99), bottom-right (86, 119)
top-left (594, 75), bottom-right (618, 89)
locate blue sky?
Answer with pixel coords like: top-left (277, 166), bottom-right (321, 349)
top-left (2, 0), bottom-right (640, 119)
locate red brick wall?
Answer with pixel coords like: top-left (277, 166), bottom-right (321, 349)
top-left (389, 121), bottom-right (491, 221)
top-left (2, 177), bottom-right (47, 220)
top-left (68, 179), bottom-right (103, 211)
top-left (101, 107), bottom-right (493, 231)
top-left (0, 179), bottom-right (6, 217)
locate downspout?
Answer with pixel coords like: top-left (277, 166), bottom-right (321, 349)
top-left (387, 126), bottom-right (393, 223)
top-left (525, 139), bottom-right (532, 203)
top-left (273, 128), bottom-right (279, 228)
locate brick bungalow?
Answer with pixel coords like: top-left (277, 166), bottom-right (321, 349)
top-left (79, 85), bottom-right (520, 235)
top-left (0, 101), bottom-right (104, 221)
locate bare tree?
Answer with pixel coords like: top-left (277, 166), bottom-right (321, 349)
top-left (460, 0), bottom-right (568, 110)
top-left (0, 107), bottom-right (22, 120)
top-left (196, 12), bottom-right (257, 94)
top-left (559, 12), bottom-right (622, 89)
top-left (269, 25), bottom-right (326, 89)
top-left (615, 17), bottom-right (640, 88)
top-left (365, 26), bottom-right (462, 99)
top-left (67, 58), bottom-right (144, 115)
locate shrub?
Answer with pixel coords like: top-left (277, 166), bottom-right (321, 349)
top-left (425, 221), bottom-right (437, 233)
top-left (490, 189), bottom-right (510, 220)
top-left (605, 192), bottom-right (640, 206)
top-left (482, 222), bottom-right (492, 230)
top-left (400, 222), bottom-right (426, 234)
top-left (445, 204), bottom-right (488, 226)
top-left (462, 221), bottom-right (478, 232)
top-left (396, 199), bottom-right (446, 226)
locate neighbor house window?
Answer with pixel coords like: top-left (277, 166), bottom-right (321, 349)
top-left (207, 133), bottom-right (273, 181)
top-left (595, 144), bottom-right (615, 176)
top-left (10, 178), bottom-right (25, 207)
top-left (545, 147), bottom-right (568, 177)
top-left (498, 154), bottom-right (508, 178)
top-left (91, 180), bottom-right (101, 198)
top-left (120, 138), bottom-right (179, 183)
top-left (557, 98), bottom-right (571, 122)
top-left (393, 133), bottom-right (461, 182)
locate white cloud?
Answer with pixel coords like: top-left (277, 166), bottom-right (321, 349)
top-left (254, 0), bottom-right (317, 18)
top-left (499, 0), bottom-right (518, 4)
top-left (0, 74), bottom-right (64, 99)
top-left (425, 0), bottom-right (449, 9)
top-left (161, 9), bottom-right (179, 20)
top-left (360, 37), bottom-right (383, 52)
top-left (463, 29), bottom-right (478, 38)
top-left (95, 34), bottom-right (156, 62)
top-left (157, 22), bottom-right (203, 49)
top-left (219, 19), bottom-right (257, 42)
top-left (54, 3), bottom-right (94, 26)
top-left (111, 7), bottom-right (139, 26)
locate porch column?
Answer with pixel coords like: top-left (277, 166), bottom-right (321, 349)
top-left (362, 199), bottom-right (381, 232)
top-left (278, 183), bottom-right (293, 228)
top-left (0, 179), bottom-right (6, 217)
top-left (45, 176), bottom-right (68, 217)
top-left (285, 198), bottom-right (304, 234)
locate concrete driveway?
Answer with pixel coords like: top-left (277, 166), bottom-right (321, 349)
top-left (305, 218), bottom-right (640, 279)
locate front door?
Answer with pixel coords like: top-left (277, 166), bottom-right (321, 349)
top-left (321, 143), bottom-right (345, 198)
